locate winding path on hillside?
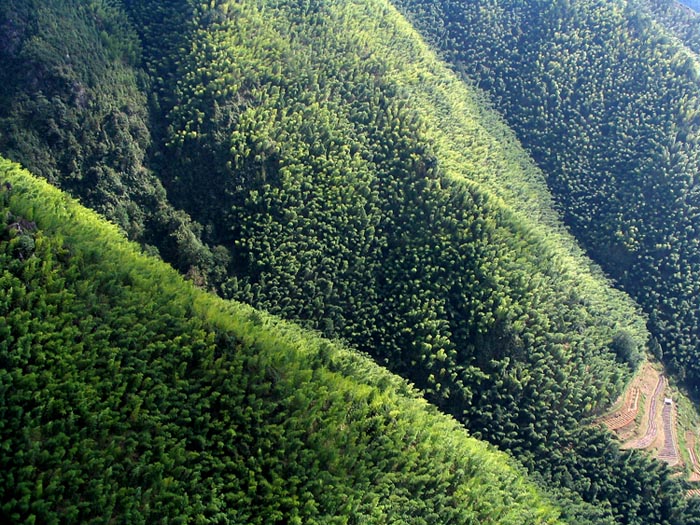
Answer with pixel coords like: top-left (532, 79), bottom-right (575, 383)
top-left (626, 375), bottom-right (665, 449)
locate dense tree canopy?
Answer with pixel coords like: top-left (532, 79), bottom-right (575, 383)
top-left (3, 0), bottom-right (700, 523)
top-left (392, 0), bottom-right (700, 395)
top-left (0, 158), bottom-right (566, 524)
top-left (0, 0), bottom-right (227, 279)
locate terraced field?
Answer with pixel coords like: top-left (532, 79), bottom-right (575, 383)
top-left (601, 363), bottom-right (660, 442)
top-left (600, 386), bottom-right (640, 431)
top-left (600, 364), bottom-right (688, 473)
top-left (596, 361), bottom-right (700, 493)
top-left (659, 400), bottom-right (680, 466)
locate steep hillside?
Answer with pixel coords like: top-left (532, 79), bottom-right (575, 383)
top-left (1, 0), bottom-right (698, 523)
top-left (128, 1), bottom-right (692, 522)
top-left (0, 0), bottom-right (224, 276)
top-left (391, 0), bottom-right (700, 395)
top-left (0, 158), bottom-right (565, 524)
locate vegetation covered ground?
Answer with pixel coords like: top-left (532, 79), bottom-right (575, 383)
top-left (0, 157), bottom-right (565, 524)
top-left (598, 362), bottom-right (700, 497)
top-left (392, 0), bottom-right (700, 396)
top-left (2, 0), bottom-right (700, 523)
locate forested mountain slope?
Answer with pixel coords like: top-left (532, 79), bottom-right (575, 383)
top-left (0, 158), bottom-right (567, 524)
top-left (123, 0), bottom-right (681, 522)
top-left (0, 0), bottom-right (222, 275)
top-left (391, 0), bottom-right (700, 395)
top-left (1, 0), bottom-right (699, 523)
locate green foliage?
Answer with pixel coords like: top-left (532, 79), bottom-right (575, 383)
top-left (0, 0), bottom-right (227, 285)
top-left (390, 0), bottom-right (700, 397)
top-left (3, 0), bottom-right (699, 522)
top-left (645, 0), bottom-right (700, 54)
top-left (0, 0), bottom-right (150, 228)
top-left (121, 0), bottom-right (681, 521)
top-left (611, 330), bottom-right (643, 370)
top-left (0, 158), bottom-right (563, 524)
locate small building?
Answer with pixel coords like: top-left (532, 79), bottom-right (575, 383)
top-left (664, 397), bottom-right (673, 405)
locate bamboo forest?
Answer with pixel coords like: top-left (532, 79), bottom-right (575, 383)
top-left (3, 0), bottom-right (700, 523)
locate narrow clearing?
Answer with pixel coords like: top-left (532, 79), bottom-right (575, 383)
top-left (624, 374), bottom-right (665, 450)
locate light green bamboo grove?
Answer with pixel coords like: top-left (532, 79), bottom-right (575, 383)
top-left (123, 0), bottom-right (680, 521)
top-left (0, 157), bottom-right (564, 524)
